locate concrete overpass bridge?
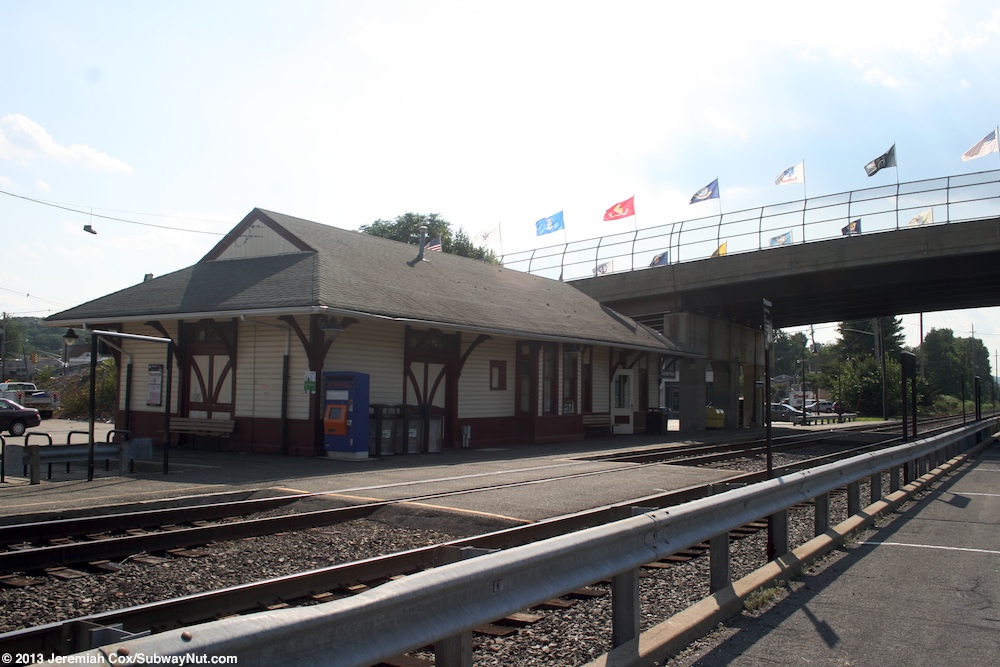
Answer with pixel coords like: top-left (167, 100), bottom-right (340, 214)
top-left (502, 169), bottom-right (1000, 429)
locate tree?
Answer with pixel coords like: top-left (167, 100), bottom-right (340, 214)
top-left (359, 212), bottom-right (499, 263)
top-left (771, 330), bottom-right (807, 379)
top-left (835, 316), bottom-right (904, 361)
top-left (922, 327), bottom-right (995, 403)
top-left (922, 328), bottom-right (961, 397)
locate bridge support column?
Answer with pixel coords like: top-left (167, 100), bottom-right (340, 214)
top-left (711, 361), bottom-right (740, 429)
top-left (678, 356), bottom-right (707, 432)
top-left (664, 312), bottom-right (762, 431)
top-left (742, 365), bottom-right (761, 427)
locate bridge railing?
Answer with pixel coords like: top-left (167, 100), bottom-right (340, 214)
top-left (501, 169), bottom-right (1000, 282)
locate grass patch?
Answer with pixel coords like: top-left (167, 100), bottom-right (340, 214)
top-left (743, 587), bottom-right (782, 614)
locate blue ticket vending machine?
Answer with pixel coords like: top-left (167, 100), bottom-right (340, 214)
top-left (322, 372), bottom-right (370, 459)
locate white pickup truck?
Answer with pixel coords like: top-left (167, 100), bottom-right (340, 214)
top-left (0, 382), bottom-right (59, 418)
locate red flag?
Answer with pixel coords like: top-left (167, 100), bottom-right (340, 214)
top-left (603, 196), bottom-right (635, 221)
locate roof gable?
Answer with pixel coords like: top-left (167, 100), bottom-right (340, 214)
top-left (201, 209), bottom-right (314, 261)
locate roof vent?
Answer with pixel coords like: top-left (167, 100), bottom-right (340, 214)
top-left (407, 225), bottom-right (428, 267)
top-left (143, 273), bottom-right (154, 282)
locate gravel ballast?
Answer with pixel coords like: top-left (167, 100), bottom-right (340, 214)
top-left (0, 450), bottom-right (919, 665)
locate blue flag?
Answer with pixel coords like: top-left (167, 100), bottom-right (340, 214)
top-left (841, 219), bottom-right (861, 235)
top-left (535, 211), bottom-right (565, 236)
top-left (690, 178), bottom-right (720, 204)
top-left (649, 251), bottom-right (669, 267)
top-left (769, 231), bottom-right (792, 246)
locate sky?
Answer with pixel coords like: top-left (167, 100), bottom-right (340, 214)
top-left (3, 0), bottom-right (1000, 359)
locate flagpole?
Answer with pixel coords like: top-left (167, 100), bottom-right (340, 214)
top-left (801, 159), bottom-right (808, 242)
top-left (894, 142), bottom-right (900, 186)
top-left (801, 159), bottom-right (807, 202)
top-left (497, 222), bottom-right (504, 257)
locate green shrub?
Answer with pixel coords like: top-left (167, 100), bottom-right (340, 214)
top-left (55, 359), bottom-right (118, 420)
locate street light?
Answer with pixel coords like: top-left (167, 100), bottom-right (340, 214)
top-left (62, 328), bottom-right (79, 375)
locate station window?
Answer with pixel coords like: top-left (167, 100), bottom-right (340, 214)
top-left (490, 360), bottom-right (507, 390)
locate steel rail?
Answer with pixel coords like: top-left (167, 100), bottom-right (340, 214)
top-left (0, 421), bottom-right (964, 657)
top-left (0, 425), bottom-right (901, 574)
top-left (0, 495), bottom-right (302, 545)
top-left (62, 420), bottom-right (993, 667)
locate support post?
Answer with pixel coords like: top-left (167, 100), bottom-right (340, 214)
top-left (768, 509), bottom-right (788, 561)
top-left (870, 472), bottom-right (882, 504)
top-left (814, 491), bottom-right (830, 535)
top-left (709, 531), bottom-right (730, 593)
top-left (612, 507), bottom-right (642, 647)
top-left (435, 547), bottom-right (497, 667)
top-left (847, 480), bottom-right (861, 517)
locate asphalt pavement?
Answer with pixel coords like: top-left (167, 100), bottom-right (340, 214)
top-left (671, 440), bottom-right (1000, 667)
top-left (0, 419), bottom-right (751, 521)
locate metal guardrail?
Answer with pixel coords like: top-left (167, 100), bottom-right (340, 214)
top-left (501, 169), bottom-right (1000, 281)
top-left (1, 430), bottom-right (147, 484)
top-left (62, 418), bottom-right (997, 667)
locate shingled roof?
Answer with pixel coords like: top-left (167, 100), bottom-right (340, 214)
top-left (47, 208), bottom-right (700, 357)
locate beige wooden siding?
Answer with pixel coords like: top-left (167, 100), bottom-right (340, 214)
top-left (325, 320), bottom-right (405, 405)
top-left (215, 218), bottom-right (304, 260)
top-left (118, 324), bottom-right (180, 414)
top-left (458, 336), bottom-right (515, 418)
top-left (592, 346), bottom-right (611, 413)
top-left (235, 320), bottom-right (302, 419)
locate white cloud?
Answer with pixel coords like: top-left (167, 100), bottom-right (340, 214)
top-left (0, 113), bottom-right (132, 173)
top-left (35, 178), bottom-right (51, 192)
top-left (863, 69), bottom-right (902, 88)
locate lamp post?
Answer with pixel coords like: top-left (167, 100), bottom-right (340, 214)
top-left (62, 328), bottom-right (79, 375)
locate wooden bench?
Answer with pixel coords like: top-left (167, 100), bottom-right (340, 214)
top-left (169, 417), bottom-right (236, 448)
top-left (582, 413), bottom-right (613, 437)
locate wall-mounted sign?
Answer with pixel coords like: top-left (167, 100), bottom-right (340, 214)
top-left (147, 364), bottom-right (163, 406)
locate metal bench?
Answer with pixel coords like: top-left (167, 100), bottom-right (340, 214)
top-left (803, 412), bottom-right (857, 425)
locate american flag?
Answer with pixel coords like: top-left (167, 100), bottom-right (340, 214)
top-left (962, 128), bottom-right (999, 162)
top-left (426, 236), bottom-right (442, 252)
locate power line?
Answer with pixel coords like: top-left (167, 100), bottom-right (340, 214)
top-left (0, 285), bottom-right (70, 308)
top-left (0, 189), bottom-right (227, 236)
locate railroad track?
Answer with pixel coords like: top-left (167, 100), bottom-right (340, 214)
top-left (0, 425), bottom-right (911, 661)
top-left (0, 423), bottom-right (918, 579)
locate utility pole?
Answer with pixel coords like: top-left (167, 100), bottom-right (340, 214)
top-left (0, 312), bottom-right (6, 381)
top-left (873, 318), bottom-right (887, 420)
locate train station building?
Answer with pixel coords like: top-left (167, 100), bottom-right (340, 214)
top-left (45, 208), bottom-right (721, 457)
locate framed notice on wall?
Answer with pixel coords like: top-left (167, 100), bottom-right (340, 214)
top-left (147, 364), bottom-right (163, 406)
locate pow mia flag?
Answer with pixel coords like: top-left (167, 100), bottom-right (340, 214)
top-left (864, 144), bottom-right (896, 177)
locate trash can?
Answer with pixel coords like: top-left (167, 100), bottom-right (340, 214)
top-left (427, 415), bottom-right (443, 453)
top-left (369, 404), bottom-right (398, 457)
top-left (646, 408), bottom-right (667, 435)
top-left (396, 404), bottom-right (424, 454)
top-left (705, 406), bottom-right (725, 429)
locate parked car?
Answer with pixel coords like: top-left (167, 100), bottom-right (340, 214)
top-left (769, 402), bottom-right (805, 424)
top-left (804, 400), bottom-right (835, 413)
top-left (0, 398), bottom-right (42, 436)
